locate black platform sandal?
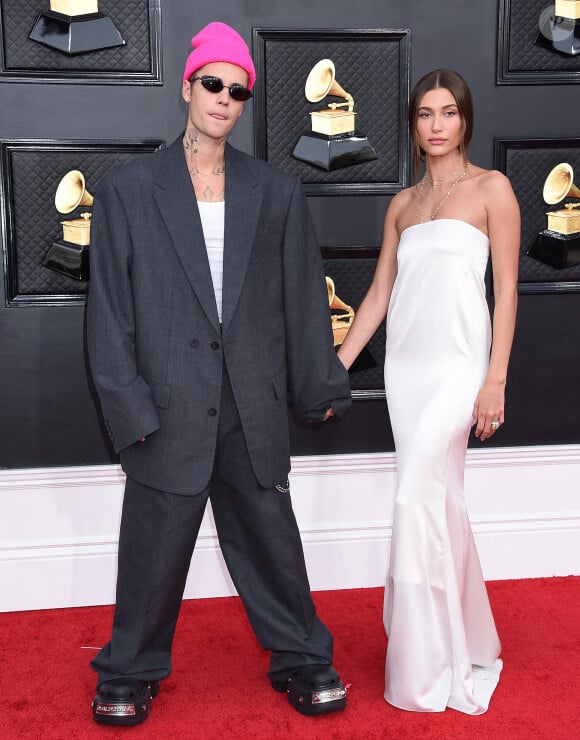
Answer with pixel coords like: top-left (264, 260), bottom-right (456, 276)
top-left (272, 664), bottom-right (347, 716)
top-left (92, 677), bottom-right (160, 726)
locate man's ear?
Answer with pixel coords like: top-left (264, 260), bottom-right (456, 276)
top-left (182, 79), bottom-right (191, 102)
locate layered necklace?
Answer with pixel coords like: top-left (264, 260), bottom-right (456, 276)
top-left (415, 163), bottom-right (470, 224)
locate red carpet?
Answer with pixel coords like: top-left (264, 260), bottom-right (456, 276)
top-left (0, 577), bottom-right (578, 739)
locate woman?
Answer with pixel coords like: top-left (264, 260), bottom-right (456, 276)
top-left (338, 69), bottom-right (519, 714)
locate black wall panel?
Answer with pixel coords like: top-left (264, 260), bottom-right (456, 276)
top-left (1, 1), bottom-right (579, 470)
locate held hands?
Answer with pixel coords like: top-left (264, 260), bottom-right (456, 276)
top-left (323, 406), bottom-right (335, 422)
top-left (472, 380), bottom-right (505, 441)
top-left (304, 406), bottom-right (336, 423)
top-left (138, 411), bottom-right (338, 432)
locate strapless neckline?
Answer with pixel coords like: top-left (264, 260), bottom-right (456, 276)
top-left (400, 218), bottom-right (489, 243)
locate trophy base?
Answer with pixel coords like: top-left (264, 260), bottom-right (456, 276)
top-left (29, 11), bottom-right (126, 55)
top-left (292, 132), bottom-right (378, 172)
top-left (527, 230), bottom-right (580, 269)
top-left (535, 16), bottom-right (580, 56)
top-left (43, 240), bottom-right (90, 281)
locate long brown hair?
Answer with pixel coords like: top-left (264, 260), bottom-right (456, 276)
top-left (408, 69), bottom-right (473, 182)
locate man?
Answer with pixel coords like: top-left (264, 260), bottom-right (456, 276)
top-left (87, 21), bottom-right (352, 726)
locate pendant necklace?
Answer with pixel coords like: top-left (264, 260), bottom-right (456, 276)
top-left (188, 159), bottom-right (225, 201)
top-left (415, 163), bottom-right (469, 224)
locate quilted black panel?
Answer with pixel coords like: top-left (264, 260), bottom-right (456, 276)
top-left (499, 0), bottom-right (580, 82)
top-left (254, 30), bottom-right (410, 193)
top-left (498, 141), bottom-right (580, 287)
top-left (323, 254), bottom-right (385, 393)
top-left (0, 0), bottom-right (160, 81)
top-left (1, 140), bottom-right (163, 303)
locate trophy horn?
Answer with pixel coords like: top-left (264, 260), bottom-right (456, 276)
top-left (326, 275), bottom-right (336, 305)
top-left (54, 169), bottom-right (94, 214)
top-left (543, 162), bottom-right (580, 205)
top-left (325, 275), bottom-right (355, 346)
top-left (305, 59), bottom-right (354, 111)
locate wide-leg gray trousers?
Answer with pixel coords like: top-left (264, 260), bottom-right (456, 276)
top-left (91, 366), bottom-right (333, 687)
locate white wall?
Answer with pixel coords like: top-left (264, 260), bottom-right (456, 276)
top-left (1, 445), bottom-right (579, 612)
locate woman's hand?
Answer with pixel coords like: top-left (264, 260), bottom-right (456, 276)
top-left (472, 380), bottom-right (505, 441)
top-left (322, 407), bottom-right (335, 422)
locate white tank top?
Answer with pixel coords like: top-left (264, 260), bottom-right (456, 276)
top-left (197, 200), bottom-right (225, 322)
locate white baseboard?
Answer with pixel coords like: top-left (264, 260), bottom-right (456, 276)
top-left (1, 445), bottom-right (579, 612)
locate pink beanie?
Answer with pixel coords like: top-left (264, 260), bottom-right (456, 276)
top-left (182, 22), bottom-right (256, 90)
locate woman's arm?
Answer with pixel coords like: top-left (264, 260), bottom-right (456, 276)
top-left (473, 171), bottom-right (520, 441)
top-left (337, 195), bottom-right (402, 370)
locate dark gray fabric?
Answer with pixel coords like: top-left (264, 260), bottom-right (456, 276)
top-left (91, 365), bottom-right (333, 685)
top-left (87, 135), bottom-right (350, 686)
top-left (87, 135), bottom-right (351, 495)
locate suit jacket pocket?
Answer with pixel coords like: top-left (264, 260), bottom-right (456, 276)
top-left (147, 380), bottom-right (171, 409)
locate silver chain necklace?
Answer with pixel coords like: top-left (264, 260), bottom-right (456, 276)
top-left (415, 164), bottom-right (469, 224)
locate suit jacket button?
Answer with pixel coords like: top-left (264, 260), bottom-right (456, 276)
top-left (189, 339), bottom-right (199, 348)
top-left (210, 341), bottom-right (220, 350)
top-left (208, 408), bottom-right (217, 417)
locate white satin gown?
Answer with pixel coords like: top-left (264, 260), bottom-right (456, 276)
top-left (383, 219), bottom-right (502, 714)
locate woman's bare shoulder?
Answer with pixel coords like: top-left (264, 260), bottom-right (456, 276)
top-left (394, 185), bottom-right (417, 207)
top-left (382, 186), bottom-right (416, 236)
top-left (468, 166), bottom-right (515, 205)
top-left (470, 166), bottom-right (513, 191)
top-left (386, 186), bottom-right (415, 219)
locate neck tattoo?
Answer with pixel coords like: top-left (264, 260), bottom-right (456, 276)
top-left (183, 130), bottom-right (226, 202)
top-left (415, 163), bottom-right (469, 223)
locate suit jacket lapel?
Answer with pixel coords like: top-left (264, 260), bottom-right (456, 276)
top-left (153, 137), bottom-right (220, 329)
top-left (221, 144), bottom-right (262, 333)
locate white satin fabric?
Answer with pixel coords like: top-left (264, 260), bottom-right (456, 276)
top-left (383, 219), bottom-right (502, 714)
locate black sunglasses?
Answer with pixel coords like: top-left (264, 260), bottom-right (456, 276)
top-left (191, 75), bottom-right (252, 102)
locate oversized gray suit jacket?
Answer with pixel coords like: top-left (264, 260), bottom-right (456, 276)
top-left (87, 136), bottom-right (351, 495)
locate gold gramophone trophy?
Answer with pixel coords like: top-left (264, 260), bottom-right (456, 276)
top-left (325, 274), bottom-right (377, 372)
top-left (536, 1), bottom-right (580, 56)
top-left (292, 59), bottom-right (378, 171)
top-left (326, 276), bottom-right (355, 346)
top-left (42, 170), bottom-right (93, 280)
top-left (29, 1), bottom-right (125, 55)
top-left (527, 162), bottom-right (580, 268)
